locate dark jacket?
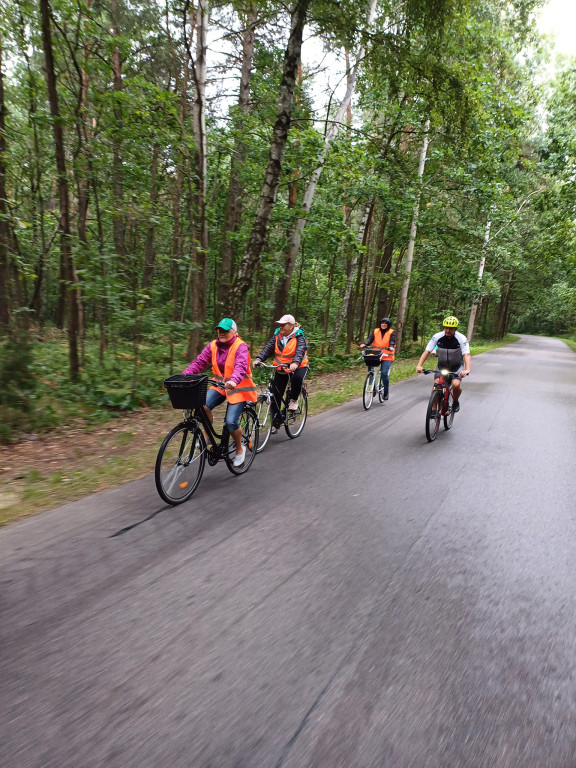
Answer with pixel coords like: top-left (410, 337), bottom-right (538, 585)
top-left (256, 328), bottom-right (308, 367)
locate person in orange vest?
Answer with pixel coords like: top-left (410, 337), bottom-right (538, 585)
top-left (253, 314), bottom-right (309, 432)
top-left (183, 318), bottom-right (257, 466)
top-left (360, 317), bottom-right (396, 400)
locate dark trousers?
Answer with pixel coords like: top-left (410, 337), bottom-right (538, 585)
top-left (271, 367), bottom-right (308, 421)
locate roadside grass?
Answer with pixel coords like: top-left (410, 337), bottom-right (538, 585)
top-left (0, 334), bottom-right (519, 525)
top-left (557, 334), bottom-right (576, 353)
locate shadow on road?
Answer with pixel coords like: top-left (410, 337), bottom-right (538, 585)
top-left (109, 505), bottom-right (173, 538)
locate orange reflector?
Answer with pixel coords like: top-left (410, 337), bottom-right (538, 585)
top-left (179, 481), bottom-right (189, 488)
top-left (248, 440), bottom-right (253, 449)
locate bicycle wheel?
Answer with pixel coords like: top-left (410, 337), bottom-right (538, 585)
top-left (363, 371), bottom-right (375, 410)
top-left (443, 391), bottom-right (455, 430)
top-left (255, 394), bottom-right (273, 453)
top-left (377, 373), bottom-right (385, 403)
top-left (155, 423), bottom-right (206, 505)
top-left (425, 390), bottom-right (443, 443)
top-left (225, 406), bottom-right (259, 476)
top-left (285, 389), bottom-right (308, 438)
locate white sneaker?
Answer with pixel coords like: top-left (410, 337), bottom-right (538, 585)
top-left (233, 447), bottom-right (246, 467)
top-left (288, 399), bottom-right (298, 411)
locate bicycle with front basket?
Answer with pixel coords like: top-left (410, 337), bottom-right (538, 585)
top-left (422, 368), bottom-right (464, 442)
top-left (155, 374), bottom-right (259, 505)
top-left (253, 363), bottom-right (308, 453)
top-left (360, 347), bottom-right (391, 410)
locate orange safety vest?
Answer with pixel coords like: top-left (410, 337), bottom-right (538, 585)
top-left (210, 336), bottom-right (258, 403)
top-left (372, 328), bottom-right (395, 361)
top-left (273, 334), bottom-right (309, 369)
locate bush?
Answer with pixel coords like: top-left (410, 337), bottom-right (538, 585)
top-left (0, 332), bottom-right (37, 444)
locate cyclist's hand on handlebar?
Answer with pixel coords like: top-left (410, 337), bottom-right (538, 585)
top-left (288, 363), bottom-right (298, 373)
top-left (253, 359), bottom-right (261, 367)
top-left (225, 380), bottom-right (236, 390)
top-left (460, 370), bottom-right (470, 377)
top-left (359, 343), bottom-right (366, 349)
top-left (416, 365), bottom-right (423, 373)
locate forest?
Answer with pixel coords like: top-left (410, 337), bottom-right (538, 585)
top-left (0, 0), bottom-right (575, 441)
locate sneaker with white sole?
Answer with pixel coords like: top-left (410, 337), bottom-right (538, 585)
top-left (287, 399), bottom-right (298, 411)
top-left (233, 448), bottom-right (246, 467)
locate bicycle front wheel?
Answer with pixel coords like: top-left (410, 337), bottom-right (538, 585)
top-left (425, 390), bottom-right (443, 443)
top-left (444, 391), bottom-right (455, 430)
top-left (363, 372), bottom-right (375, 410)
top-left (285, 390), bottom-right (308, 438)
top-left (377, 373), bottom-right (385, 403)
top-left (155, 423), bottom-right (206, 505)
top-left (225, 406), bottom-right (259, 476)
top-left (255, 394), bottom-right (272, 453)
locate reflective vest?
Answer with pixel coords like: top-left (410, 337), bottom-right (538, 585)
top-left (273, 334), bottom-right (309, 369)
top-left (210, 336), bottom-right (258, 403)
top-left (372, 328), bottom-right (395, 361)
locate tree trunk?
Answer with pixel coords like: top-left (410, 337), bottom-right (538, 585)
top-left (394, 118), bottom-right (431, 354)
top-left (218, 4), bottom-right (257, 313)
top-left (228, 0), bottom-right (310, 316)
top-left (282, 0), bottom-right (378, 300)
top-left (40, 0), bottom-right (80, 379)
top-left (330, 201), bottom-right (372, 353)
top-left (466, 216), bottom-right (491, 341)
top-left (187, 0), bottom-right (209, 358)
top-left (142, 143), bottom-right (161, 289)
top-left (0, 32), bottom-right (11, 330)
top-left (111, 0), bottom-right (125, 261)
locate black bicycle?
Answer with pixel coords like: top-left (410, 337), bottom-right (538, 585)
top-left (253, 363), bottom-right (308, 453)
top-left (422, 368), bottom-right (462, 442)
top-left (155, 374), bottom-right (259, 505)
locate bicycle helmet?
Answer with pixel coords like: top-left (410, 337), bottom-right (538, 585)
top-left (442, 315), bottom-right (459, 328)
top-left (380, 317), bottom-right (391, 325)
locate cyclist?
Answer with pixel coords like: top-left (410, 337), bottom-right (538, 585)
top-left (253, 313), bottom-right (309, 431)
top-left (182, 318), bottom-right (257, 466)
top-left (360, 317), bottom-right (395, 401)
top-left (416, 316), bottom-right (470, 412)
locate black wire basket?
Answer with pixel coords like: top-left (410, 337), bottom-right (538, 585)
top-left (362, 353), bottom-right (382, 367)
top-left (163, 374), bottom-right (208, 410)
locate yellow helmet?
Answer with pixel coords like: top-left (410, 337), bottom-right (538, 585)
top-left (442, 315), bottom-right (459, 328)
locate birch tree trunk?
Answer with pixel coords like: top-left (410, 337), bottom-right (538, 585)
top-left (187, 0), bottom-right (209, 357)
top-left (228, 0), bottom-right (310, 317)
top-left (111, 0), bottom-right (125, 261)
top-left (394, 118), bottom-right (430, 354)
top-left (466, 217), bottom-right (491, 341)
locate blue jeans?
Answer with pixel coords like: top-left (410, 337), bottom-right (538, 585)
top-left (205, 389), bottom-right (245, 432)
top-left (379, 360), bottom-right (392, 395)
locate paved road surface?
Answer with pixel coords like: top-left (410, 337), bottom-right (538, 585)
top-left (2, 335), bottom-right (576, 768)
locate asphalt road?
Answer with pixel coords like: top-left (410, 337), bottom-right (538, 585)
top-left (2, 335), bottom-right (576, 768)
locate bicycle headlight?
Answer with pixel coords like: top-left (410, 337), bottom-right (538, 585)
top-left (440, 369), bottom-right (449, 376)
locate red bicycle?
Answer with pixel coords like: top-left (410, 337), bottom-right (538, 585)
top-left (422, 368), bottom-right (462, 442)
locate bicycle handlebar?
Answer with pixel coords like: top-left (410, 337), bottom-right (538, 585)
top-left (422, 369), bottom-right (470, 376)
top-left (254, 362), bottom-right (295, 372)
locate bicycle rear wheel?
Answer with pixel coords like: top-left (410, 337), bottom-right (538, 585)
top-left (285, 389), bottom-right (308, 438)
top-left (155, 423), bottom-right (206, 505)
top-left (425, 390), bottom-right (443, 443)
top-left (443, 391), bottom-right (455, 430)
top-left (363, 371), bottom-right (375, 410)
top-left (255, 394), bottom-right (272, 453)
top-left (225, 406), bottom-right (259, 475)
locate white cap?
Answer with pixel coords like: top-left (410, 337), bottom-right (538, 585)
top-left (276, 314), bottom-right (296, 324)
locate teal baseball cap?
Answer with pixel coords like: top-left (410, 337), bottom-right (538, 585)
top-left (216, 318), bottom-right (237, 332)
